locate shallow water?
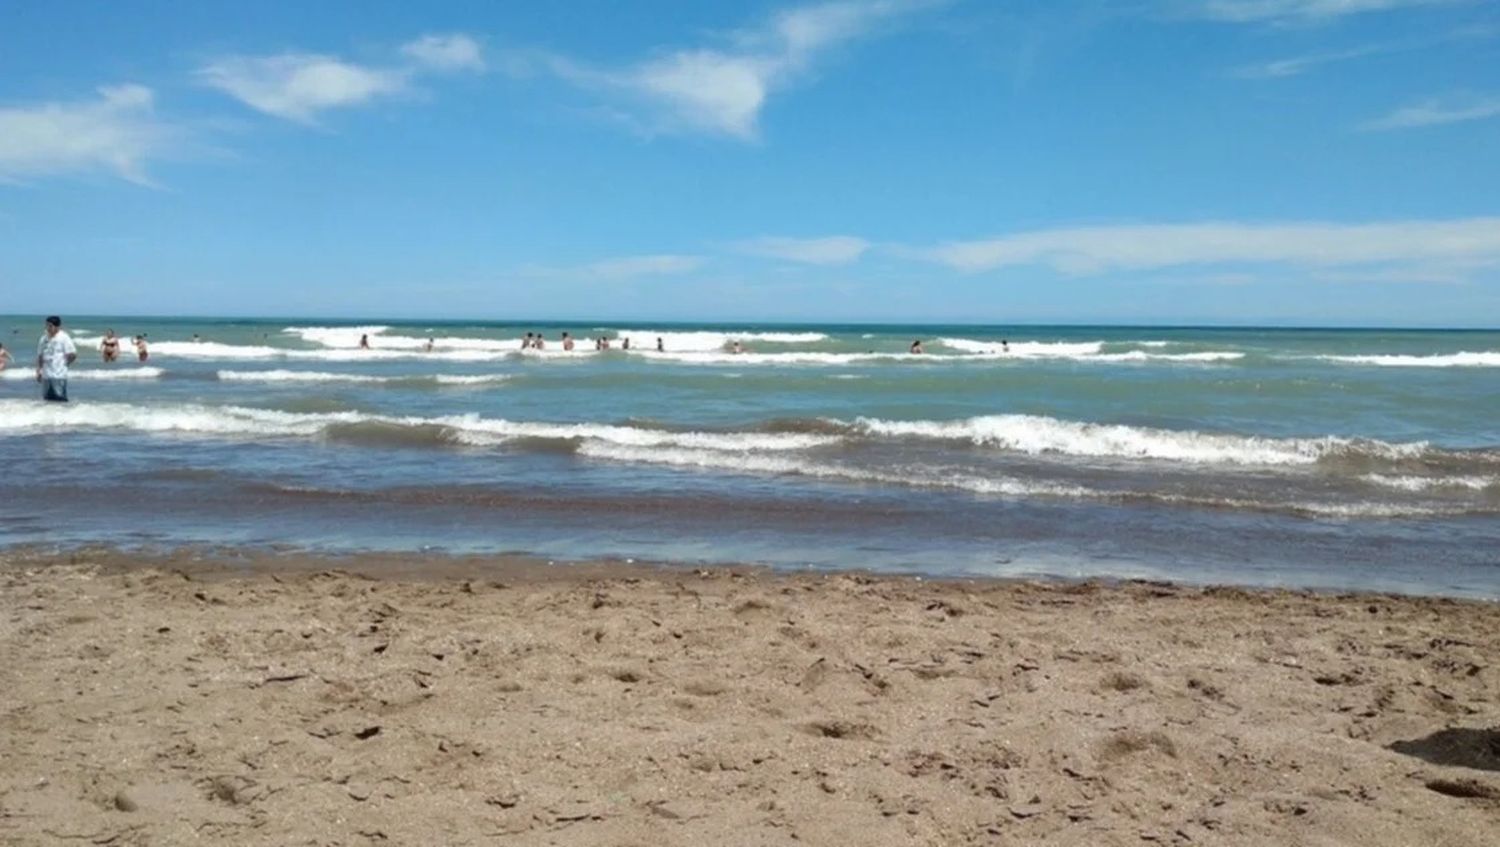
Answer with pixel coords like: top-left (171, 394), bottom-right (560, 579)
top-left (2, 317), bottom-right (1497, 597)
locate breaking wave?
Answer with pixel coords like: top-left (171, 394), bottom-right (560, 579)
top-left (1, 367), bottom-right (162, 381)
top-left (845, 414), bottom-right (1431, 467)
top-left (1313, 351), bottom-right (1500, 368)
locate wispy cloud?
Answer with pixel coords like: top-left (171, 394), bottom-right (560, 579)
top-left (739, 235), bottom-right (871, 264)
top-left (0, 84), bottom-right (172, 185)
top-left (1232, 45), bottom-right (1386, 78)
top-left (916, 219), bottom-right (1500, 279)
top-left (1233, 27), bottom-right (1494, 79)
top-left (200, 33), bottom-right (484, 123)
top-left (1363, 94), bottom-right (1500, 129)
top-left (1185, 0), bottom-right (1459, 24)
top-left (519, 0), bottom-right (933, 139)
top-left (402, 34), bottom-right (486, 73)
top-left (198, 54), bottom-right (408, 123)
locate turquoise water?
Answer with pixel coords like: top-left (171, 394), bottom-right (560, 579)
top-left (2, 317), bottom-right (1497, 597)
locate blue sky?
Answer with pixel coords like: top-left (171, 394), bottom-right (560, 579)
top-left (2, 0), bottom-right (1498, 325)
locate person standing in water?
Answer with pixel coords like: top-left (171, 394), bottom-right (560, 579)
top-left (100, 329), bottom-right (120, 363)
top-left (910, 339), bottom-right (924, 354)
top-left (0, 342), bottom-right (11, 372)
top-left (562, 332), bottom-right (574, 351)
top-left (359, 333), bottom-right (371, 349)
top-left (36, 316), bottom-right (77, 402)
top-left (656, 337), bottom-right (664, 352)
top-left (134, 335), bottom-right (149, 362)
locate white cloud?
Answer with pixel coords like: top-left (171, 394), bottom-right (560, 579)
top-left (199, 53), bottom-right (408, 123)
top-left (918, 219), bottom-right (1500, 278)
top-left (532, 0), bottom-right (931, 139)
top-left (1232, 45), bottom-right (1384, 78)
top-left (739, 236), bottom-right (871, 264)
top-left (0, 84), bottom-right (170, 185)
top-left (1363, 95), bottom-right (1500, 129)
top-left (582, 254), bottom-right (705, 279)
top-left (1188, 0), bottom-right (1457, 24)
top-left (402, 34), bottom-right (486, 73)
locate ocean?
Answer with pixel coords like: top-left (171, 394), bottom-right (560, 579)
top-left (2, 317), bottom-right (1497, 597)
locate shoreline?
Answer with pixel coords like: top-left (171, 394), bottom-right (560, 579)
top-left (3, 547), bottom-right (1498, 845)
top-left (5, 543), bottom-right (1498, 602)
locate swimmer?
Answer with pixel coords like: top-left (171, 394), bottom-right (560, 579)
top-left (359, 333), bottom-right (370, 349)
top-left (523, 332), bottom-right (534, 350)
top-left (562, 332), bottom-right (574, 351)
top-left (534, 333), bottom-right (546, 350)
top-left (0, 342), bottom-right (10, 371)
top-left (731, 340), bottom-right (743, 355)
top-left (192, 333), bottom-right (201, 343)
top-left (656, 337), bottom-right (664, 352)
top-left (1001, 339), bottom-right (1010, 353)
top-left (100, 329), bottom-right (120, 363)
top-left (910, 339), bottom-right (924, 354)
top-left (600, 336), bottom-right (611, 350)
top-left (621, 337), bottom-right (630, 350)
top-left (134, 335), bottom-right (149, 362)
top-left (424, 338), bottom-right (435, 353)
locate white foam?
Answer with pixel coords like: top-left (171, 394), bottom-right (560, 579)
top-left (1360, 473), bottom-right (1497, 492)
top-left (1, 367), bottom-right (162, 381)
top-left (0, 399), bottom-right (355, 437)
top-left (281, 326), bottom-right (392, 347)
top-left (438, 416), bottom-right (837, 451)
top-left (286, 326), bottom-right (524, 352)
top-left (1089, 351), bottom-right (1244, 362)
top-left (576, 442), bottom-right (1088, 497)
top-left (216, 369), bottom-right (512, 386)
top-left (0, 400), bottom-right (832, 452)
top-left (153, 341), bottom-right (516, 362)
top-left (1147, 492), bottom-right (1465, 519)
top-left (433, 374), bottom-right (512, 385)
top-left (218, 369), bottom-right (389, 384)
top-left (605, 330), bottom-right (828, 352)
top-left (285, 325), bottom-right (827, 354)
top-left (850, 414), bottom-right (1428, 466)
top-left (153, 341), bottom-right (284, 359)
top-left (937, 338), bottom-right (1239, 362)
top-left (939, 338), bottom-right (1104, 357)
top-left (1314, 351), bottom-right (1500, 367)
top-left (630, 350), bottom-right (896, 366)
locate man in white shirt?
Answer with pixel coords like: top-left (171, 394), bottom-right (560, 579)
top-left (36, 315), bottom-right (78, 402)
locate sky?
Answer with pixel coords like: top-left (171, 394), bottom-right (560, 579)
top-left (2, 0), bottom-right (1499, 326)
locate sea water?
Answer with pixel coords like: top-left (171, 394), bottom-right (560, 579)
top-left (1, 318), bottom-right (1496, 597)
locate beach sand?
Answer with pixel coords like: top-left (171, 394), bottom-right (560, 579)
top-left (1, 549), bottom-right (1497, 846)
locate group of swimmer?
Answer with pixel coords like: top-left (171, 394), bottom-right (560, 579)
top-left (97, 329), bottom-right (150, 362)
top-left (522, 332), bottom-right (677, 353)
top-left (352, 331), bottom-right (754, 355)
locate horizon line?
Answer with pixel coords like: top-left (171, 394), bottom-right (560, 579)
top-left (3, 313), bottom-right (1497, 332)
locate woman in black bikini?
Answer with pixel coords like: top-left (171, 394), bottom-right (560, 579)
top-left (101, 329), bottom-right (121, 363)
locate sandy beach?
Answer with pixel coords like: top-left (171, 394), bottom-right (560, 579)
top-left (1, 549), bottom-right (1497, 846)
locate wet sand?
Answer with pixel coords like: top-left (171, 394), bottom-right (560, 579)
top-left (1, 548), bottom-right (1497, 845)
